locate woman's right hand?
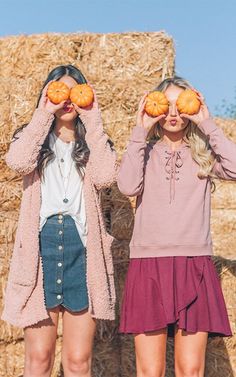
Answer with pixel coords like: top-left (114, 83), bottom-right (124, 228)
top-left (136, 94), bottom-right (166, 132)
top-left (37, 81), bottom-right (67, 114)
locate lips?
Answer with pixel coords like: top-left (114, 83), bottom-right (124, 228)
top-left (63, 104), bottom-right (73, 113)
top-left (170, 119), bottom-right (177, 126)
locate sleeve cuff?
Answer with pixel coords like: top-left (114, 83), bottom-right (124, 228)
top-left (34, 108), bottom-right (55, 119)
top-left (26, 108), bottom-right (55, 136)
top-left (197, 118), bottom-right (218, 135)
top-left (129, 126), bottom-right (149, 142)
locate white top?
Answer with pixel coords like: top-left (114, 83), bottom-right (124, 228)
top-left (39, 131), bottom-right (88, 246)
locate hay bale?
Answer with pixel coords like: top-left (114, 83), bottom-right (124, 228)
top-left (211, 210), bottom-right (236, 259)
top-left (0, 342), bottom-right (24, 377)
top-left (215, 118), bottom-right (236, 141)
top-left (0, 31), bottom-right (175, 160)
top-left (212, 181), bottom-right (236, 210)
top-left (101, 185), bottom-right (134, 240)
top-left (92, 338), bottom-right (120, 377)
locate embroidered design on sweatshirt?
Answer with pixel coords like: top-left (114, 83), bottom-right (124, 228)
top-left (164, 150), bottom-right (183, 203)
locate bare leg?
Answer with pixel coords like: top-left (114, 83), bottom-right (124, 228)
top-left (174, 327), bottom-right (208, 377)
top-left (61, 308), bottom-right (96, 377)
top-left (24, 307), bottom-right (60, 377)
top-left (134, 328), bottom-right (167, 377)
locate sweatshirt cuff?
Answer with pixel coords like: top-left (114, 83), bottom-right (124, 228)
top-left (197, 118), bottom-right (218, 135)
top-left (129, 126), bottom-right (149, 142)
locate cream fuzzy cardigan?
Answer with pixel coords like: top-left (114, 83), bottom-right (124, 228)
top-left (1, 108), bottom-right (118, 328)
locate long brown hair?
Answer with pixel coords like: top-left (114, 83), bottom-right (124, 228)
top-left (12, 65), bottom-right (90, 179)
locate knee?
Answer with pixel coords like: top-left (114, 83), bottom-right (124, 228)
top-left (175, 364), bottom-right (202, 377)
top-left (63, 352), bottom-right (91, 374)
top-left (25, 348), bottom-right (53, 374)
top-left (137, 365), bottom-right (165, 377)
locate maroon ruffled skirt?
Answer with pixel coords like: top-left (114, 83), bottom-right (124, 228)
top-left (119, 256), bottom-right (232, 337)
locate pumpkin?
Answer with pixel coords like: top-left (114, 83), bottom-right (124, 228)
top-left (47, 81), bottom-right (70, 104)
top-left (70, 84), bottom-right (94, 107)
top-left (176, 89), bottom-right (201, 115)
top-left (144, 91), bottom-right (169, 117)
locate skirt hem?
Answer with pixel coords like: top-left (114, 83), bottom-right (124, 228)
top-left (119, 322), bottom-right (233, 338)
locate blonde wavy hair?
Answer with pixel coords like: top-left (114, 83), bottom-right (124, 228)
top-left (148, 76), bottom-right (216, 179)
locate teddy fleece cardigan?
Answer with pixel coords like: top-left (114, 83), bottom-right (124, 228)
top-left (117, 119), bottom-right (236, 258)
top-left (1, 108), bottom-right (118, 328)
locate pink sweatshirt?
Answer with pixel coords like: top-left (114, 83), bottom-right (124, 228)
top-left (117, 119), bottom-right (236, 258)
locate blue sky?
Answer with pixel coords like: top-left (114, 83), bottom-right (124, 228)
top-left (1, 0), bottom-right (236, 116)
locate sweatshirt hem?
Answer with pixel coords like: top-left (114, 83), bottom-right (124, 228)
top-left (129, 244), bottom-right (213, 258)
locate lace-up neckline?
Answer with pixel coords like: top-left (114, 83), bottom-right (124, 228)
top-left (154, 140), bottom-right (188, 204)
top-left (164, 150), bottom-right (183, 203)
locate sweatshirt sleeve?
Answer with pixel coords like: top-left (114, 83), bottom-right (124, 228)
top-left (117, 125), bottom-right (149, 196)
top-left (198, 118), bottom-right (236, 180)
top-left (81, 112), bottom-right (118, 190)
top-left (5, 108), bottom-right (55, 176)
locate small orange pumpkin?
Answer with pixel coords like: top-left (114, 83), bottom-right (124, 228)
top-left (47, 82), bottom-right (70, 104)
top-left (70, 84), bottom-right (94, 107)
top-left (144, 91), bottom-right (169, 117)
top-left (176, 89), bottom-right (201, 115)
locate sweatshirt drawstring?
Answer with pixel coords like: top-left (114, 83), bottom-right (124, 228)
top-left (164, 150), bottom-right (183, 203)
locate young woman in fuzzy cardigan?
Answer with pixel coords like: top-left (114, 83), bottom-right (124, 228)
top-left (2, 65), bottom-right (117, 377)
top-left (118, 76), bottom-right (235, 377)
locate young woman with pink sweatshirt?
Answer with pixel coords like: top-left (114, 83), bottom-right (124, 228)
top-left (118, 76), bottom-right (235, 377)
top-left (2, 65), bottom-right (117, 377)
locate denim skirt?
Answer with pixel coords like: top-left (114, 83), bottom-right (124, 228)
top-left (39, 213), bottom-right (89, 312)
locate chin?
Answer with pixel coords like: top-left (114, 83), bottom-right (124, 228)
top-left (56, 112), bottom-right (78, 122)
top-left (164, 126), bottom-right (184, 133)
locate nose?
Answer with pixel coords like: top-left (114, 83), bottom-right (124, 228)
top-left (169, 103), bottom-right (178, 117)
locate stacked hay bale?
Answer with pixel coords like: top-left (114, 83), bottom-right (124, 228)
top-left (0, 31), bottom-right (235, 377)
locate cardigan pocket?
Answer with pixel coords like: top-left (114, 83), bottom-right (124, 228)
top-left (8, 243), bottom-right (37, 286)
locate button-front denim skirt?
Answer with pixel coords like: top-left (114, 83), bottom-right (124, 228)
top-left (39, 213), bottom-right (89, 312)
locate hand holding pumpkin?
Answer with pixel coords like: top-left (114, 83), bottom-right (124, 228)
top-left (70, 84), bottom-right (94, 108)
top-left (144, 91), bottom-right (169, 117)
top-left (137, 93), bottom-right (167, 132)
top-left (178, 89), bottom-right (211, 125)
top-left (38, 81), bottom-right (68, 114)
top-left (72, 85), bottom-right (102, 128)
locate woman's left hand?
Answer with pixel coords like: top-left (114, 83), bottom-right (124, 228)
top-left (179, 89), bottom-right (211, 126)
top-left (72, 85), bottom-right (100, 126)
